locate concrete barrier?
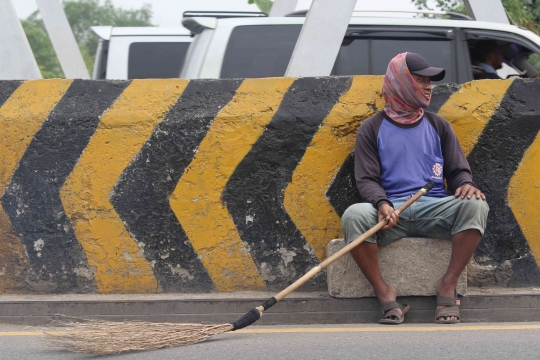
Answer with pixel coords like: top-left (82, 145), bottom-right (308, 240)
top-left (326, 238), bottom-right (467, 298)
top-left (0, 77), bottom-right (539, 294)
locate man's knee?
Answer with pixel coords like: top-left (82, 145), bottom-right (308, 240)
top-left (460, 198), bottom-right (489, 219)
top-left (341, 203), bottom-right (377, 228)
top-left (453, 198), bottom-right (489, 234)
top-left (341, 203), bottom-right (378, 244)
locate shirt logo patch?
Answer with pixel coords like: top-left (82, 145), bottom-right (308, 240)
top-left (432, 162), bottom-right (443, 178)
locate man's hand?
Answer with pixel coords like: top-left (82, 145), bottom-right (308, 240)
top-left (455, 184), bottom-right (486, 201)
top-left (379, 203), bottom-right (398, 231)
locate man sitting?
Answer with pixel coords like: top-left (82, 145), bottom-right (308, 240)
top-left (474, 41), bottom-right (503, 79)
top-left (341, 52), bottom-right (489, 324)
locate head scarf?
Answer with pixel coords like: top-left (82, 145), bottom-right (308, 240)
top-left (382, 53), bottom-right (431, 124)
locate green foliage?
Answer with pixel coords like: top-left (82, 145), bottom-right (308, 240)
top-left (529, 53), bottom-right (540, 69)
top-left (248, 0), bottom-right (274, 14)
top-left (412, 0), bottom-right (467, 14)
top-left (22, 0), bottom-right (153, 79)
top-left (412, 0), bottom-right (540, 34)
top-left (21, 17), bottom-right (64, 78)
top-left (502, 0), bottom-right (540, 34)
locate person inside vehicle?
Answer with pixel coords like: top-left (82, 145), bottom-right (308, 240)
top-left (341, 52), bottom-right (489, 325)
top-left (474, 40), bottom-right (504, 79)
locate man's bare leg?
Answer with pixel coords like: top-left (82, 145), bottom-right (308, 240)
top-left (436, 228), bottom-right (482, 321)
top-left (349, 241), bottom-right (401, 317)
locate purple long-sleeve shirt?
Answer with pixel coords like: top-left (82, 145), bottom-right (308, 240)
top-left (355, 111), bottom-right (475, 209)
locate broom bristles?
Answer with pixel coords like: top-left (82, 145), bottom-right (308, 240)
top-left (45, 319), bottom-right (234, 355)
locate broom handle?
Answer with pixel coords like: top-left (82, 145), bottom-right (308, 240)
top-left (273, 181), bottom-right (434, 302)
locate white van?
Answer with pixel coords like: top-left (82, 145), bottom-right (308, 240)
top-left (180, 10), bottom-right (540, 82)
top-left (91, 26), bottom-right (192, 80)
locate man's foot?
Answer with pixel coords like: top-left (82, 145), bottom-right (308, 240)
top-left (375, 285), bottom-right (409, 324)
top-left (379, 301), bottom-right (410, 324)
top-left (435, 278), bottom-right (460, 323)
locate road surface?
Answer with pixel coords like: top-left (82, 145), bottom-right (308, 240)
top-left (0, 322), bottom-right (539, 359)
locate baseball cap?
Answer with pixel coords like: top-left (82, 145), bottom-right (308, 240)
top-left (406, 52), bottom-right (446, 81)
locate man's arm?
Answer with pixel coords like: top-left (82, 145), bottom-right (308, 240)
top-left (354, 114), bottom-right (400, 230)
top-left (426, 113), bottom-right (485, 200)
top-left (354, 115), bottom-right (392, 209)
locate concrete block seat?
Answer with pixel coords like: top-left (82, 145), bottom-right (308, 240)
top-left (327, 238), bottom-right (466, 298)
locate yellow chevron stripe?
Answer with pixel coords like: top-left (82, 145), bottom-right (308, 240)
top-left (60, 79), bottom-right (188, 293)
top-left (508, 131), bottom-right (540, 266)
top-left (437, 79), bottom-right (513, 156)
top-left (0, 79), bottom-right (72, 293)
top-left (170, 78), bottom-right (294, 291)
top-left (284, 76), bottom-right (385, 260)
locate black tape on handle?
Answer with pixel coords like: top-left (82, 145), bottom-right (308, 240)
top-left (424, 181), bottom-right (435, 193)
top-left (230, 308), bottom-right (261, 330)
top-left (261, 297), bottom-right (277, 310)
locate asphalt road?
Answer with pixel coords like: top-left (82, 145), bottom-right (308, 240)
top-left (1, 322), bottom-right (540, 359)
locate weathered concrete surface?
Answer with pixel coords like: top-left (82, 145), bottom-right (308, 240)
top-left (327, 238), bottom-right (467, 297)
top-left (1, 290), bottom-right (540, 325)
top-left (0, 77), bottom-right (539, 294)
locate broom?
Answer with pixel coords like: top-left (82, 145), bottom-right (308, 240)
top-left (45, 182), bottom-right (434, 355)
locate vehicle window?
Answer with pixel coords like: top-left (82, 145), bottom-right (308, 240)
top-left (332, 39), bottom-right (370, 76)
top-left (529, 53), bottom-right (540, 69)
top-left (465, 31), bottom-right (540, 79)
top-left (371, 39), bottom-right (453, 82)
top-left (128, 42), bottom-right (190, 79)
top-left (221, 25), bottom-right (302, 79)
top-left (333, 32), bottom-right (454, 83)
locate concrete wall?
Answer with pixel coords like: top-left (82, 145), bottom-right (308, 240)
top-left (0, 77), bottom-right (538, 294)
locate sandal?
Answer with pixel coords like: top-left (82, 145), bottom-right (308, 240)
top-left (435, 289), bottom-right (461, 324)
top-left (379, 301), bottom-right (410, 325)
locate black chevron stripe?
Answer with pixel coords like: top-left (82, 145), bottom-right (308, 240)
top-left (0, 81), bottom-right (22, 107)
top-left (426, 82), bottom-right (462, 113)
top-left (1, 79), bottom-right (129, 293)
top-left (111, 79), bottom-right (243, 292)
top-left (223, 77), bottom-right (352, 291)
top-left (467, 79), bottom-right (540, 286)
top-left (326, 153), bottom-right (363, 218)
top-left (326, 82), bottom-right (462, 217)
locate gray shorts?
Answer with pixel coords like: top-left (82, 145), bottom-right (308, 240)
top-left (341, 195), bottom-right (489, 246)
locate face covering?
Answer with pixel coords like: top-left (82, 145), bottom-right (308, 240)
top-left (382, 52), bottom-right (431, 125)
